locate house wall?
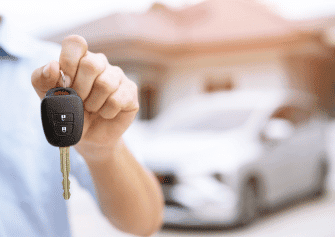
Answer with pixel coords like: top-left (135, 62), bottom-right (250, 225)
top-left (284, 51), bottom-right (335, 116)
top-left (159, 50), bottom-right (289, 113)
top-left (109, 41), bottom-right (334, 119)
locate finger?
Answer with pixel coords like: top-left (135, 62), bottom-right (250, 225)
top-left (31, 60), bottom-right (61, 99)
top-left (79, 110), bottom-right (138, 146)
top-left (82, 109), bottom-right (138, 146)
top-left (59, 35), bottom-right (88, 85)
top-left (72, 52), bottom-right (108, 101)
top-left (84, 65), bottom-right (122, 113)
top-left (99, 78), bottom-right (139, 119)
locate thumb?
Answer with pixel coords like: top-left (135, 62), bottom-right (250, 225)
top-left (31, 60), bottom-right (61, 99)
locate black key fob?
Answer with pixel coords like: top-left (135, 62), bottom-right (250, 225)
top-left (41, 87), bottom-right (84, 147)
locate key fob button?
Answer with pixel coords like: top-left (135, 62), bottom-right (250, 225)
top-left (53, 113), bottom-right (74, 122)
top-left (55, 124), bottom-right (73, 136)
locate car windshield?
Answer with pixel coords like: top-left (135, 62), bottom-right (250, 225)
top-left (170, 110), bottom-right (253, 131)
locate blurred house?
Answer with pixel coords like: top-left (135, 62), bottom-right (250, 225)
top-left (46, 0), bottom-right (335, 119)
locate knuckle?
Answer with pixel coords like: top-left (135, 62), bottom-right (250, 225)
top-left (31, 78), bottom-right (40, 91)
top-left (62, 35), bottom-right (88, 50)
top-left (99, 104), bottom-right (120, 119)
top-left (99, 67), bottom-right (120, 87)
top-left (133, 96), bottom-right (140, 111)
top-left (80, 54), bottom-right (106, 75)
top-left (84, 102), bottom-right (92, 112)
top-left (127, 80), bottom-right (139, 104)
top-left (131, 97), bottom-right (140, 112)
top-left (95, 76), bottom-right (114, 94)
top-left (93, 65), bottom-right (122, 94)
top-left (97, 53), bottom-right (108, 63)
top-left (112, 66), bottom-right (125, 79)
top-left (84, 100), bottom-right (97, 113)
top-left (31, 70), bottom-right (39, 87)
top-left (108, 95), bottom-right (121, 109)
top-left (113, 80), bottom-right (139, 111)
top-left (62, 56), bottom-right (77, 73)
top-left (131, 98), bottom-right (140, 112)
top-left (100, 112), bottom-right (114, 120)
top-left (129, 80), bottom-right (138, 94)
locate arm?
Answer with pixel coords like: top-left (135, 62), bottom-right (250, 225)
top-left (76, 139), bottom-right (164, 236)
top-left (31, 35), bottom-right (164, 236)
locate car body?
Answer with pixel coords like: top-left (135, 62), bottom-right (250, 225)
top-left (141, 89), bottom-right (330, 227)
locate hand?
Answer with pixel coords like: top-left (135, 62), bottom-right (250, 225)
top-left (32, 35), bottom-right (139, 157)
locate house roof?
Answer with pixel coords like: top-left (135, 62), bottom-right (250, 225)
top-left (47, 0), bottom-right (298, 47)
top-left (293, 14), bottom-right (335, 46)
top-left (295, 14), bottom-right (335, 32)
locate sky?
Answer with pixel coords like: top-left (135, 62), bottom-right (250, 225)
top-left (1, 0), bottom-right (335, 38)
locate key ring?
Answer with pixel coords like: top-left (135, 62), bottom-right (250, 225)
top-left (60, 70), bottom-right (66, 88)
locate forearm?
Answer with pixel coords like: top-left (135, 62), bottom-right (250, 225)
top-left (75, 138), bottom-right (164, 236)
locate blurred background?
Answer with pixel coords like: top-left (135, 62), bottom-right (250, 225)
top-left (2, 0), bottom-right (335, 236)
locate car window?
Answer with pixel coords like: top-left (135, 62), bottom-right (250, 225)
top-left (171, 110), bottom-right (253, 131)
top-left (271, 106), bottom-right (311, 126)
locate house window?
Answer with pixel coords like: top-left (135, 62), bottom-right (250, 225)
top-left (204, 76), bottom-right (234, 93)
top-left (140, 84), bottom-right (157, 120)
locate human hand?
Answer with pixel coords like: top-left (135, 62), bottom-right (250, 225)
top-left (31, 35), bottom-right (139, 158)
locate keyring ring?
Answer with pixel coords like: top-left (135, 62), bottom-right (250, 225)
top-left (60, 70), bottom-right (66, 88)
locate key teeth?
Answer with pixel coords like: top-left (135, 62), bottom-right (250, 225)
top-left (62, 179), bottom-right (70, 186)
top-left (62, 180), bottom-right (71, 190)
top-left (63, 192), bottom-right (71, 200)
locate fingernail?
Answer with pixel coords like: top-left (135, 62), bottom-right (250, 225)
top-left (43, 63), bottom-right (50, 78)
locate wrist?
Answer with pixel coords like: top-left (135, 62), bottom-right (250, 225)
top-left (74, 138), bottom-right (124, 164)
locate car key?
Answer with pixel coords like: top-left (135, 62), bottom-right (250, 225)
top-left (41, 70), bottom-right (84, 200)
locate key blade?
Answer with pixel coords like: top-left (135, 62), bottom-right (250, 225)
top-left (60, 147), bottom-right (64, 172)
top-left (60, 147), bottom-right (71, 200)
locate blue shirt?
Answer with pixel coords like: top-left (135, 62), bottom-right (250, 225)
top-left (0, 18), bottom-right (99, 236)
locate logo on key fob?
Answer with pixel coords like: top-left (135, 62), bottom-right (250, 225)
top-left (41, 87), bottom-right (84, 147)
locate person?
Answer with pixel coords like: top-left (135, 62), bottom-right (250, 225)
top-left (0, 15), bottom-right (164, 236)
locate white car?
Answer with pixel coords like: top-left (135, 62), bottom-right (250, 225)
top-left (142, 89), bottom-right (330, 227)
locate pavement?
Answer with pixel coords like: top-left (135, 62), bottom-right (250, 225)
top-left (67, 120), bottom-right (335, 237)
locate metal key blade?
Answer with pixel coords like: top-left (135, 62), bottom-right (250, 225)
top-left (60, 147), bottom-right (71, 200)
